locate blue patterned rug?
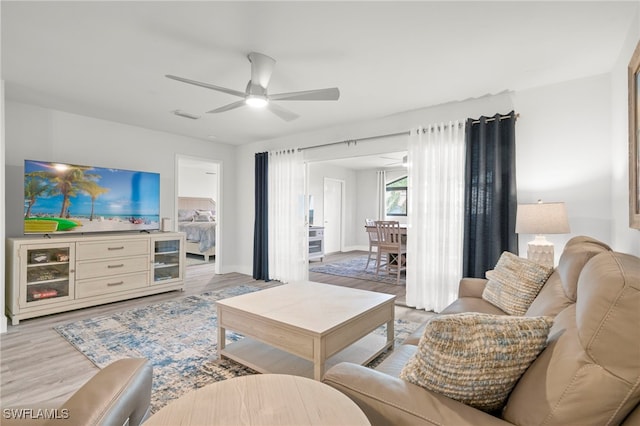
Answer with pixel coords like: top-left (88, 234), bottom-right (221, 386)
top-left (54, 285), bottom-right (421, 413)
top-left (310, 254), bottom-right (406, 285)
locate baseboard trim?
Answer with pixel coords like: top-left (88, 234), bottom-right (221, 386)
top-left (343, 245), bottom-right (370, 252)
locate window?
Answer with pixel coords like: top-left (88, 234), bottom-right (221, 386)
top-left (386, 176), bottom-right (407, 216)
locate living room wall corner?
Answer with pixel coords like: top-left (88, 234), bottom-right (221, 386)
top-left (1, 80), bottom-right (7, 334)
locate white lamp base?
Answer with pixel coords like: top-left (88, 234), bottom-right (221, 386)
top-left (527, 235), bottom-right (555, 268)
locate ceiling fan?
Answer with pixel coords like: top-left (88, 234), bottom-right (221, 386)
top-left (166, 52), bottom-right (340, 121)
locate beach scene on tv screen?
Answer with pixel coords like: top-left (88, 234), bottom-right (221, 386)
top-left (24, 160), bottom-right (160, 234)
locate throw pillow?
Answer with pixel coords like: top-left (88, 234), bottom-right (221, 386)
top-left (482, 251), bottom-right (553, 315)
top-left (400, 313), bottom-right (553, 412)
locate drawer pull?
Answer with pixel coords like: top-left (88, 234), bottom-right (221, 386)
top-left (107, 281), bottom-right (124, 287)
top-left (107, 264), bottom-right (125, 269)
top-left (107, 246), bottom-right (125, 251)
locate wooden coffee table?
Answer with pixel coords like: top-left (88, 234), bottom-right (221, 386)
top-left (145, 374), bottom-right (371, 425)
top-left (216, 281), bottom-right (395, 380)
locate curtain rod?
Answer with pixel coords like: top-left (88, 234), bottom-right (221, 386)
top-left (418, 113), bottom-right (520, 133)
top-left (470, 112), bottom-right (520, 125)
top-left (297, 113), bottom-right (519, 152)
top-left (297, 131), bottom-right (409, 152)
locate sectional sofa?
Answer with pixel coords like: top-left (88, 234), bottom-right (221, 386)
top-left (323, 236), bottom-right (640, 425)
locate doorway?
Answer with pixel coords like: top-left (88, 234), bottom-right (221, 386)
top-left (323, 178), bottom-right (344, 254)
top-left (176, 155), bottom-right (222, 275)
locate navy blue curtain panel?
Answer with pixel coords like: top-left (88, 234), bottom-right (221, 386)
top-left (253, 152), bottom-right (269, 281)
top-left (463, 111), bottom-right (518, 278)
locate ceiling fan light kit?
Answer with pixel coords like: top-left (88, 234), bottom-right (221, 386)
top-left (245, 95), bottom-right (268, 108)
top-left (166, 52), bottom-right (340, 121)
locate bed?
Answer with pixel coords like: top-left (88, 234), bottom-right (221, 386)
top-left (177, 197), bottom-right (216, 261)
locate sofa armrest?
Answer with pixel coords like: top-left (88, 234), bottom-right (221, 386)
top-left (1, 359), bottom-right (152, 426)
top-left (458, 277), bottom-right (488, 298)
top-left (62, 358), bottom-right (152, 426)
top-left (323, 362), bottom-right (511, 426)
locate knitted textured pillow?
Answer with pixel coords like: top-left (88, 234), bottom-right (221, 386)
top-left (400, 313), bottom-right (553, 412)
top-left (482, 251), bottom-right (553, 315)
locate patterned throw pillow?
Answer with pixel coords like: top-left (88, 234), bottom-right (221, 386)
top-left (482, 252), bottom-right (553, 315)
top-left (400, 313), bottom-right (553, 412)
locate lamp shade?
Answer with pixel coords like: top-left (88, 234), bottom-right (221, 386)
top-left (515, 202), bottom-right (570, 235)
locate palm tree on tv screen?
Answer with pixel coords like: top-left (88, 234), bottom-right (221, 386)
top-left (79, 180), bottom-right (110, 221)
top-left (24, 175), bottom-right (51, 218)
top-left (26, 166), bottom-right (102, 218)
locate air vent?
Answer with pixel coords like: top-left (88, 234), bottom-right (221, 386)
top-left (172, 110), bottom-right (201, 120)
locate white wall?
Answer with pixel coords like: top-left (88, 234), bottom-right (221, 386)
top-left (514, 74), bottom-right (614, 261)
top-left (1, 81), bottom-right (6, 333)
top-left (4, 101), bottom-right (239, 273)
top-left (178, 161), bottom-right (218, 201)
top-left (611, 8), bottom-right (640, 255)
top-left (355, 169), bottom-right (379, 249)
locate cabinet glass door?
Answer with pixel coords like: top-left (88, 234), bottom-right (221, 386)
top-left (22, 244), bottom-right (74, 306)
top-left (153, 239), bottom-right (181, 283)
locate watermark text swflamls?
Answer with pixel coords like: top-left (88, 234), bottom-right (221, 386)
top-left (3, 408), bottom-right (70, 420)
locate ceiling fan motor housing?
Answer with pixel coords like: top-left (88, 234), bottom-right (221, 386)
top-left (246, 81), bottom-right (267, 96)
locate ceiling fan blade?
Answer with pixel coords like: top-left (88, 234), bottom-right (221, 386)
top-left (266, 102), bottom-right (300, 121)
top-left (269, 87), bottom-right (340, 101)
top-left (206, 100), bottom-right (246, 114)
top-left (248, 52), bottom-right (276, 89)
top-left (166, 74), bottom-right (246, 98)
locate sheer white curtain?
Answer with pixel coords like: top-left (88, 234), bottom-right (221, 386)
top-left (406, 122), bottom-right (466, 312)
top-left (375, 170), bottom-right (386, 220)
top-left (268, 149), bottom-right (308, 283)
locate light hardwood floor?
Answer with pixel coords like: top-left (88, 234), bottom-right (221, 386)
top-left (1, 252), bottom-right (432, 408)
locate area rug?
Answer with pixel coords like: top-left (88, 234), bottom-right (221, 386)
top-left (310, 255), bottom-right (406, 285)
top-left (54, 285), bottom-right (422, 413)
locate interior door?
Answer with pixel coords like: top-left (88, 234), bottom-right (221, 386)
top-left (323, 178), bottom-right (343, 254)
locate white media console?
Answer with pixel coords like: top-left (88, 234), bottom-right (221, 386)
top-left (5, 231), bottom-right (185, 325)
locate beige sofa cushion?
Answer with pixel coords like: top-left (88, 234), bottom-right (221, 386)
top-left (526, 238), bottom-right (609, 318)
top-left (524, 273), bottom-right (573, 318)
top-left (482, 252), bottom-right (553, 315)
top-left (400, 313), bottom-right (553, 412)
top-left (556, 239), bottom-right (610, 302)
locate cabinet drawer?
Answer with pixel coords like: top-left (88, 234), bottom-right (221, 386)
top-left (76, 256), bottom-right (149, 280)
top-left (76, 272), bottom-right (148, 299)
top-left (77, 239), bottom-right (149, 260)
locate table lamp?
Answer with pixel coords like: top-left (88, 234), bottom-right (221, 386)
top-left (515, 200), bottom-right (570, 268)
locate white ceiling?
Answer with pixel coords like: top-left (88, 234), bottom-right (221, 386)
top-left (2, 1), bottom-right (637, 146)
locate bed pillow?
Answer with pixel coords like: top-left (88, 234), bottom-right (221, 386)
top-left (178, 209), bottom-right (196, 222)
top-left (400, 313), bottom-right (553, 412)
top-left (482, 251), bottom-right (553, 315)
top-left (193, 214), bottom-right (214, 222)
top-left (195, 209), bottom-right (215, 220)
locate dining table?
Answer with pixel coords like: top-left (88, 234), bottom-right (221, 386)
top-left (365, 223), bottom-right (408, 236)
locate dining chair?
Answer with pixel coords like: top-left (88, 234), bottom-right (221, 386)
top-left (365, 219), bottom-right (380, 270)
top-left (374, 220), bottom-right (407, 285)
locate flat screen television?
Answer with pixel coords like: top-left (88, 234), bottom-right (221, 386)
top-left (24, 160), bottom-right (160, 235)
